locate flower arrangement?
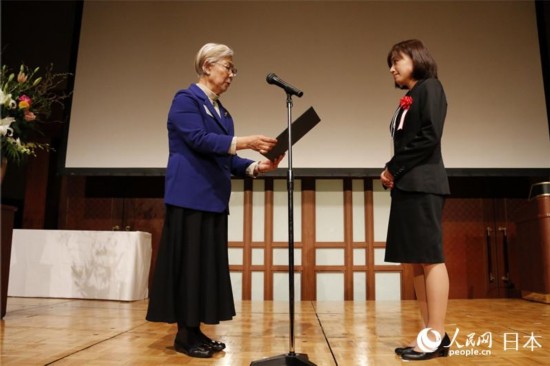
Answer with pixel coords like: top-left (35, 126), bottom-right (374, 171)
top-left (1, 64), bottom-right (71, 164)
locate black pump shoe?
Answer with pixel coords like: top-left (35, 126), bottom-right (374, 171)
top-left (196, 331), bottom-right (226, 352)
top-left (201, 338), bottom-right (226, 352)
top-left (394, 346), bottom-right (414, 355)
top-left (401, 333), bottom-right (450, 361)
top-left (174, 340), bottom-right (213, 358)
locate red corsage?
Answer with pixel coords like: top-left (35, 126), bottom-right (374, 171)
top-left (399, 95), bottom-right (413, 110)
top-left (395, 95), bottom-right (413, 132)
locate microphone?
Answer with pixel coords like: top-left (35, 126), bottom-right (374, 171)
top-left (266, 73), bottom-right (303, 97)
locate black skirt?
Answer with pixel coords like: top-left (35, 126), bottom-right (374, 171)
top-left (146, 205), bottom-right (236, 326)
top-left (384, 189), bottom-right (445, 264)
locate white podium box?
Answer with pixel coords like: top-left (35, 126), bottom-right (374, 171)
top-left (8, 230), bottom-right (152, 301)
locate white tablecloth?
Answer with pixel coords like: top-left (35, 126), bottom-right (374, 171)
top-left (8, 230), bottom-right (152, 301)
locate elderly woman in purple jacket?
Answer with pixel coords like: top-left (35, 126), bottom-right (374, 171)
top-left (146, 43), bottom-right (283, 359)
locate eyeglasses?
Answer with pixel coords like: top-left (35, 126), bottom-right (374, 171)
top-left (215, 62), bottom-right (238, 76)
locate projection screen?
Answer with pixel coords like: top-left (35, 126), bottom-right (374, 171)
top-left (64, 0), bottom-right (550, 174)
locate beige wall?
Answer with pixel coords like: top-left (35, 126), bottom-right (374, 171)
top-left (67, 0), bottom-right (549, 170)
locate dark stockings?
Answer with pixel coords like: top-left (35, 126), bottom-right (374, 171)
top-left (176, 322), bottom-right (210, 345)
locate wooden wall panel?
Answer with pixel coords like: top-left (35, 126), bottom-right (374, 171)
top-left (301, 178), bottom-right (316, 300)
top-left (22, 149), bottom-right (49, 229)
top-left (54, 176), bottom-right (534, 301)
top-left (442, 198), bottom-right (489, 299)
top-left (515, 196), bottom-right (550, 301)
top-left (123, 198), bottom-right (164, 288)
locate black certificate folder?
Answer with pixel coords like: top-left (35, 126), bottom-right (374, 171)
top-left (263, 106), bottom-right (321, 161)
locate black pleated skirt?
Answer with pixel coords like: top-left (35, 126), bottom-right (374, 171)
top-left (146, 205), bottom-right (236, 326)
top-left (384, 188), bottom-right (446, 264)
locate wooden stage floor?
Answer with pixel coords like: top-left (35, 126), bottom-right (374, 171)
top-left (1, 297), bottom-right (549, 365)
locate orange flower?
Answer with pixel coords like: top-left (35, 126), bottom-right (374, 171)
top-left (24, 111), bottom-right (36, 121)
top-left (17, 72), bottom-right (28, 83)
top-left (18, 95), bottom-right (31, 110)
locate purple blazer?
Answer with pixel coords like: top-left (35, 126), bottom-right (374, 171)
top-left (164, 83), bottom-right (254, 213)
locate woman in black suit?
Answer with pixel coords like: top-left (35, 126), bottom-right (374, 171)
top-left (380, 39), bottom-right (451, 361)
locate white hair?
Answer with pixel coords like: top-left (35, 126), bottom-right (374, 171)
top-left (194, 43), bottom-right (234, 76)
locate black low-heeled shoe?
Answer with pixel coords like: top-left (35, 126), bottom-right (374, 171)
top-left (201, 338), bottom-right (226, 352)
top-left (197, 331), bottom-right (226, 352)
top-left (394, 346), bottom-right (414, 355)
top-left (401, 333), bottom-right (450, 361)
top-left (174, 340), bottom-right (213, 358)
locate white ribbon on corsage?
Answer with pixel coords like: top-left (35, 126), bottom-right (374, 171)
top-left (396, 109), bottom-right (408, 131)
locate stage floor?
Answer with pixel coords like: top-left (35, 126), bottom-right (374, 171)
top-left (1, 298), bottom-right (549, 365)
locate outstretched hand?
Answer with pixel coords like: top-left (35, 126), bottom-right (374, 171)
top-left (258, 154), bottom-right (285, 173)
top-left (238, 135), bottom-right (278, 154)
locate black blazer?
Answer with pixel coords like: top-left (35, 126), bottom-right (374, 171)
top-left (386, 78), bottom-right (450, 195)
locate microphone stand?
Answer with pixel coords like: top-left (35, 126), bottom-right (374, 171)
top-left (250, 93), bottom-right (316, 366)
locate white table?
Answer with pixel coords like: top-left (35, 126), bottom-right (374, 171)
top-left (8, 230), bottom-right (152, 301)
